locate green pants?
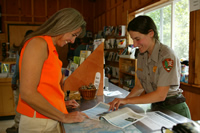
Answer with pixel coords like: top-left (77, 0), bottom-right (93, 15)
top-left (161, 102), bottom-right (191, 119)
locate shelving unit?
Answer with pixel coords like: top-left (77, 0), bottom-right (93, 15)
top-left (0, 78), bottom-right (15, 116)
top-left (104, 35), bottom-right (127, 85)
top-left (119, 57), bottom-right (137, 91)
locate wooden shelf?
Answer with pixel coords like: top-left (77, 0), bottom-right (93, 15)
top-left (0, 77), bottom-right (15, 116)
top-left (105, 35), bottom-right (126, 39)
top-left (105, 61), bottom-right (119, 67)
top-left (104, 48), bottom-right (124, 52)
top-left (180, 82), bottom-right (200, 94)
top-left (119, 71), bottom-right (135, 76)
top-left (119, 57), bottom-right (137, 91)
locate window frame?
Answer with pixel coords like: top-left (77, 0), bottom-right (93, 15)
top-left (128, 0), bottom-right (190, 60)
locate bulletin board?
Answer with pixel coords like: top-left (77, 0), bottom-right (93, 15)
top-left (7, 23), bottom-right (40, 47)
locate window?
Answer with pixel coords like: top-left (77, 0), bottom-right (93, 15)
top-left (132, 0), bottom-right (189, 60)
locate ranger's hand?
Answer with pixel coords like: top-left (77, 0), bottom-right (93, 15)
top-left (108, 98), bottom-right (126, 111)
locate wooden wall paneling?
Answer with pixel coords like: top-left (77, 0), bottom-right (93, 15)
top-left (194, 10), bottom-right (200, 85)
top-left (20, 0), bottom-right (32, 22)
top-left (0, 0), bottom-right (5, 13)
top-left (128, 0), bottom-right (133, 10)
top-left (106, 0), bottom-right (111, 10)
top-left (98, 16), bottom-right (101, 31)
top-left (183, 91), bottom-right (200, 120)
top-left (5, 0), bottom-right (19, 15)
top-left (94, 18), bottom-right (97, 33)
top-left (5, 16), bottom-right (19, 22)
top-left (82, 0), bottom-right (94, 32)
top-left (46, 0), bottom-right (58, 18)
top-left (130, 0), bottom-right (140, 11)
top-left (33, 0), bottom-right (46, 22)
top-left (189, 11), bottom-right (196, 84)
top-left (122, 10), bottom-right (127, 25)
top-left (82, 0), bottom-right (93, 18)
top-left (33, 0), bottom-right (46, 16)
top-left (58, 0), bottom-right (71, 9)
top-left (71, 0), bottom-right (83, 14)
top-left (20, 0), bottom-right (32, 16)
top-left (116, 0), bottom-right (123, 4)
top-left (94, 0), bottom-right (99, 16)
top-left (123, 0), bottom-right (131, 12)
top-left (110, 0), bottom-right (116, 8)
top-left (110, 8), bottom-right (116, 26)
top-left (21, 16), bottom-right (32, 22)
top-left (94, 0), bottom-right (106, 17)
top-left (130, 0), bottom-right (162, 13)
top-left (116, 4), bottom-right (123, 25)
top-left (94, 18), bottom-right (96, 33)
top-left (85, 17), bottom-right (93, 32)
top-left (94, 0), bottom-right (102, 16)
top-left (100, 0), bottom-right (106, 16)
top-left (106, 11), bottom-right (111, 26)
top-left (101, 13), bottom-right (106, 30)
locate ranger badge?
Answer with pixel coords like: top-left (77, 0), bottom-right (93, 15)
top-left (162, 58), bottom-right (173, 72)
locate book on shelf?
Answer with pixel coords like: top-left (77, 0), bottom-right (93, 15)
top-left (115, 52), bottom-right (119, 62)
top-left (93, 38), bottom-right (105, 50)
top-left (79, 57), bottom-right (85, 65)
top-left (80, 50), bottom-right (91, 59)
top-left (70, 62), bottom-right (78, 73)
top-left (111, 52), bottom-right (117, 61)
top-left (73, 56), bottom-right (80, 65)
top-left (86, 45), bottom-right (94, 53)
top-left (83, 102), bottom-right (146, 129)
top-left (107, 52), bottom-right (113, 61)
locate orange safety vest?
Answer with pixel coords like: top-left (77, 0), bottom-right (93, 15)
top-left (17, 36), bottom-right (68, 118)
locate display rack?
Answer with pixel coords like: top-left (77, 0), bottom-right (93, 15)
top-left (119, 57), bottom-right (137, 91)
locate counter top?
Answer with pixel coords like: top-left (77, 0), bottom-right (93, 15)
top-left (62, 83), bottom-right (193, 133)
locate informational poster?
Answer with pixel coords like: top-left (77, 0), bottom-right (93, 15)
top-left (190, 0), bottom-right (200, 12)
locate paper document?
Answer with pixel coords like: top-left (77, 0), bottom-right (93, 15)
top-left (140, 111), bottom-right (180, 131)
top-left (83, 102), bottom-right (146, 129)
top-left (104, 90), bottom-right (122, 96)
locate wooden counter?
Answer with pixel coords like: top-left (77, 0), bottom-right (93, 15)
top-left (0, 77), bottom-right (15, 116)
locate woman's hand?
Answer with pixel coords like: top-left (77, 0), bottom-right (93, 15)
top-left (62, 111), bottom-right (89, 123)
top-left (108, 98), bottom-right (126, 111)
top-left (65, 99), bottom-right (79, 108)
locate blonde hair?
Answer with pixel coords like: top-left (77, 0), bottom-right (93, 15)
top-left (20, 8), bottom-right (86, 52)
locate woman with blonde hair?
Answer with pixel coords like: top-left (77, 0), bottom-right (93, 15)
top-left (17, 8), bottom-right (89, 133)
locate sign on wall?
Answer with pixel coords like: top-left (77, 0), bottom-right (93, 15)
top-left (190, 0), bottom-right (200, 12)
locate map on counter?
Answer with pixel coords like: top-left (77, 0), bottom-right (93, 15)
top-left (64, 118), bottom-right (141, 133)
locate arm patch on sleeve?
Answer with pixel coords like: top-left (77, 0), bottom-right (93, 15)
top-left (162, 58), bottom-right (174, 72)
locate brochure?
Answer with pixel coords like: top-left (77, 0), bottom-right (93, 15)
top-left (83, 102), bottom-right (146, 129)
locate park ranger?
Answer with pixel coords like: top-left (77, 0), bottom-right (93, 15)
top-left (108, 15), bottom-right (191, 119)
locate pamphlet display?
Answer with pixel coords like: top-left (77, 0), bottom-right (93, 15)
top-left (63, 43), bottom-right (104, 96)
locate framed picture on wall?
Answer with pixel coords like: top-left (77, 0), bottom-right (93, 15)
top-left (6, 23), bottom-right (40, 48)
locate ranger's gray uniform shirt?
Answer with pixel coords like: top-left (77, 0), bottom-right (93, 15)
top-left (136, 40), bottom-right (183, 97)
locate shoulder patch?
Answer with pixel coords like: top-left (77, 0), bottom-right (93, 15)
top-left (162, 58), bottom-right (173, 72)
